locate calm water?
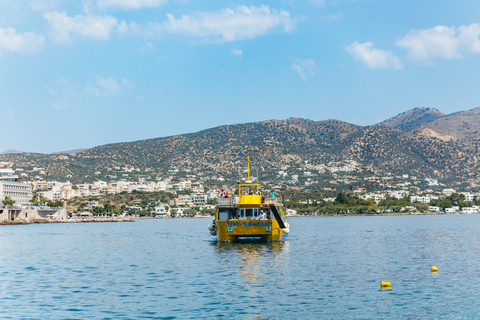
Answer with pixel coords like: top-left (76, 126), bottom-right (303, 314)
top-left (1, 215), bottom-right (480, 319)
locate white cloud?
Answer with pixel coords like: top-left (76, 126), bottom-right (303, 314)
top-left (396, 23), bottom-right (480, 64)
top-left (43, 11), bottom-right (122, 44)
top-left (88, 75), bottom-right (134, 96)
top-left (291, 58), bottom-right (316, 81)
top-left (149, 5), bottom-right (294, 42)
top-left (230, 48), bottom-right (242, 56)
top-left (44, 84), bottom-right (57, 95)
top-left (140, 41), bottom-right (156, 52)
top-left (321, 12), bottom-right (342, 21)
top-left (347, 41), bottom-right (402, 69)
top-left (52, 101), bottom-right (67, 110)
top-left (97, 0), bottom-right (166, 10)
top-left (6, 110), bottom-right (15, 121)
top-left (309, 0), bottom-right (326, 8)
top-left (30, 0), bottom-right (63, 11)
top-left (0, 27), bottom-right (45, 54)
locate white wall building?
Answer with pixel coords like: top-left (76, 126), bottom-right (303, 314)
top-left (0, 166), bottom-right (33, 205)
top-left (191, 193), bottom-right (207, 205)
top-left (461, 192), bottom-right (475, 202)
top-left (461, 207), bottom-right (478, 213)
top-left (410, 196), bottom-right (438, 204)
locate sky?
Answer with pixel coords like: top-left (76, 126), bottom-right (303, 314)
top-left (1, 0), bottom-right (480, 153)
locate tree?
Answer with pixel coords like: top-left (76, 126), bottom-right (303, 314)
top-left (30, 194), bottom-right (39, 204)
top-left (207, 198), bottom-right (217, 205)
top-left (201, 208), bottom-right (215, 216)
top-left (77, 203), bottom-right (87, 212)
top-left (335, 192), bottom-right (348, 205)
top-left (2, 197), bottom-right (15, 207)
top-left (137, 210), bottom-right (150, 217)
top-left (438, 199), bottom-right (453, 208)
top-left (184, 209), bottom-right (196, 217)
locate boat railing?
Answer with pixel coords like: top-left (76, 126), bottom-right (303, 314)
top-left (264, 196), bottom-right (282, 205)
top-left (217, 197), bottom-right (236, 206)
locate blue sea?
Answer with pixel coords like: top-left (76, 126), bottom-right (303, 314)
top-left (1, 215), bottom-right (480, 319)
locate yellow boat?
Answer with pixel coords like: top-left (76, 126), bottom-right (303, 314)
top-left (208, 157), bottom-right (289, 241)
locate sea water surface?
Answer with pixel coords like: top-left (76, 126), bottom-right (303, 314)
top-left (1, 215), bottom-right (480, 319)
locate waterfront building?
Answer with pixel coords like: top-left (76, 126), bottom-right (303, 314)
top-left (0, 164), bottom-right (33, 205)
top-left (155, 205), bottom-right (169, 216)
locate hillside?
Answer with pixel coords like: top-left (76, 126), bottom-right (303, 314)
top-left (1, 149), bottom-right (25, 155)
top-left (377, 107), bottom-right (444, 131)
top-left (3, 108), bottom-right (480, 185)
top-left (378, 107), bottom-right (480, 138)
top-left (423, 107), bottom-right (480, 138)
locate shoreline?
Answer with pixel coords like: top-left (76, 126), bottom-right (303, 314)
top-left (0, 218), bottom-right (134, 225)
top-left (288, 211), bottom-right (475, 217)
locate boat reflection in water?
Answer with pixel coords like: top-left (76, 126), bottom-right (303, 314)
top-left (210, 240), bottom-right (289, 311)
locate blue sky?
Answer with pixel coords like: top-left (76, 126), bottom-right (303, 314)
top-left (1, 0), bottom-right (480, 153)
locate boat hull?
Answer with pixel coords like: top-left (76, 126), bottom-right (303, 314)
top-left (216, 219), bottom-right (283, 241)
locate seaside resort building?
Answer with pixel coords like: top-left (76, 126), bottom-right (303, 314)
top-left (0, 164), bottom-right (33, 206)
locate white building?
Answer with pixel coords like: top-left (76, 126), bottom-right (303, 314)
top-left (155, 205), bottom-right (169, 216)
top-left (0, 165), bottom-right (33, 205)
top-left (460, 192), bottom-right (475, 202)
top-left (191, 193), bottom-right (207, 205)
top-left (390, 190), bottom-right (409, 200)
top-left (442, 188), bottom-right (455, 196)
top-left (461, 207), bottom-right (478, 214)
top-left (410, 196), bottom-right (438, 204)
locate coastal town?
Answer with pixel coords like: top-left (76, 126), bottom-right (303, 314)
top-left (2, 157), bottom-right (480, 223)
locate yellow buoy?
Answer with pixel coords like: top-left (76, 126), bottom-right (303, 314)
top-left (380, 281), bottom-right (391, 287)
top-left (431, 266), bottom-right (438, 272)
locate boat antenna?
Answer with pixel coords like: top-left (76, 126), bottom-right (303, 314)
top-left (247, 155), bottom-right (250, 181)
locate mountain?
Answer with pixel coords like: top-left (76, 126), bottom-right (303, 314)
top-left (51, 148), bottom-right (88, 156)
top-left (377, 107), bottom-right (445, 131)
top-left (378, 107), bottom-right (480, 139)
top-left (1, 149), bottom-right (24, 155)
top-left (3, 108), bottom-right (480, 185)
top-left (421, 107), bottom-right (480, 138)
top-left (74, 116), bottom-right (480, 183)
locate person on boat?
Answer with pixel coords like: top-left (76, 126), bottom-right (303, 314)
top-left (272, 189), bottom-right (276, 199)
top-left (259, 211), bottom-right (267, 220)
top-left (218, 188), bottom-right (225, 198)
top-left (224, 190), bottom-right (229, 198)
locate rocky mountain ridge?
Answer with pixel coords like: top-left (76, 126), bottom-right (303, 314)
top-left (2, 107), bottom-right (480, 185)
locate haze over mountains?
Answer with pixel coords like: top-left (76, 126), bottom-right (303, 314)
top-left (2, 107), bottom-right (480, 184)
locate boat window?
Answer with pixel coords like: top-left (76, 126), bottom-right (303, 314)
top-left (238, 209), bottom-right (265, 219)
top-left (218, 210), bottom-right (230, 220)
